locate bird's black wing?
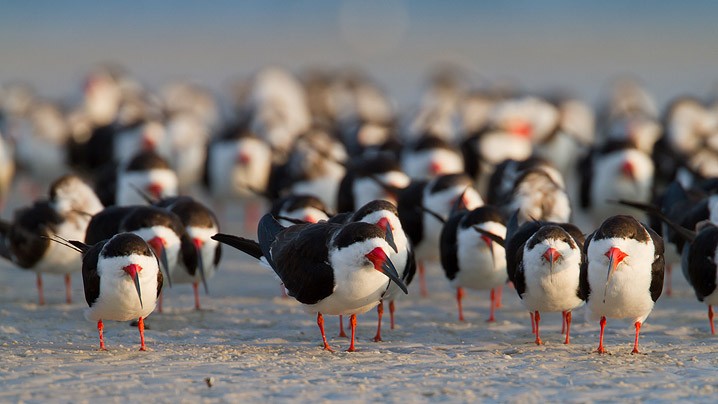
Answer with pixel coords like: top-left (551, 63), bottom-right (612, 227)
top-left (257, 213), bottom-right (287, 268)
top-left (687, 226), bottom-right (718, 302)
top-left (513, 244), bottom-right (526, 299)
top-left (439, 213), bottom-right (463, 281)
top-left (82, 240), bottom-right (105, 307)
top-left (403, 244), bottom-right (417, 286)
top-left (214, 243), bottom-right (222, 268)
top-left (180, 233), bottom-right (199, 276)
top-left (578, 231), bottom-right (594, 302)
top-left (327, 212), bottom-right (352, 224)
top-left (270, 222), bottom-right (340, 305)
top-left (211, 233), bottom-right (262, 260)
top-left (459, 134), bottom-right (480, 181)
top-left (85, 206), bottom-right (136, 245)
top-left (336, 172), bottom-right (355, 213)
top-left (397, 181), bottom-right (426, 246)
top-left (646, 225), bottom-right (665, 302)
top-left (505, 221), bottom-right (541, 284)
top-left (7, 201), bottom-right (62, 268)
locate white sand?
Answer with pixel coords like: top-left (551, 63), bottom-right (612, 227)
top-left (2, 241), bottom-right (718, 403)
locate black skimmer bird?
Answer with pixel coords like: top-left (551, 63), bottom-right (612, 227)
top-left (617, 198), bottom-right (718, 334)
top-left (268, 128), bottom-right (347, 211)
top-left (676, 223), bottom-right (718, 334)
top-left (461, 97), bottom-right (547, 187)
top-left (506, 165), bottom-right (571, 225)
top-left (579, 140), bottom-right (654, 226)
top-left (204, 121), bottom-right (273, 201)
top-left (397, 173), bottom-right (484, 297)
top-left (0, 174), bottom-right (104, 304)
top-left (440, 206), bottom-right (506, 322)
top-left (154, 196), bottom-right (222, 310)
top-left (336, 153), bottom-right (410, 214)
top-left (335, 200), bottom-right (416, 341)
top-left (115, 150), bottom-right (178, 206)
top-left (55, 232), bottom-right (163, 351)
top-left (582, 215), bottom-right (664, 354)
top-left (213, 214), bottom-right (407, 352)
top-left (400, 134), bottom-right (464, 180)
top-left (502, 218), bottom-right (586, 344)
top-left (270, 194), bottom-right (330, 226)
top-left (84, 205), bottom-right (197, 311)
top-left (486, 157), bottom-right (561, 206)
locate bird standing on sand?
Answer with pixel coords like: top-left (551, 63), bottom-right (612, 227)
top-left (505, 220), bottom-right (586, 345)
top-left (65, 233), bottom-right (163, 351)
top-left (440, 206), bottom-right (507, 322)
top-left (0, 175), bottom-right (104, 304)
top-left (213, 214), bottom-right (407, 352)
top-left (582, 215), bottom-right (664, 354)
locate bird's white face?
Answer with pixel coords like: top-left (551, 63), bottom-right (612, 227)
top-left (524, 237), bottom-right (580, 277)
top-left (424, 184), bottom-right (484, 223)
top-left (116, 169), bottom-right (179, 206)
top-left (329, 237), bottom-right (398, 301)
top-left (358, 210), bottom-right (408, 252)
top-left (401, 148), bottom-right (464, 180)
top-left (131, 225), bottom-right (183, 270)
top-left (88, 253), bottom-right (161, 322)
top-left (353, 170), bottom-right (411, 208)
top-left (586, 235), bottom-right (656, 319)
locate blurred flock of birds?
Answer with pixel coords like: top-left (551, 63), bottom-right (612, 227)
top-left (1, 64), bottom-right (718, 354)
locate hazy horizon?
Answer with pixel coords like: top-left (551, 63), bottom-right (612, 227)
top-left (3, 1), bottom-right (718, 108)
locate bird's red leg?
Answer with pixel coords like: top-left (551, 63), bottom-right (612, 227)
top-left (564, 311), bottom-right (572, 345)
top-left (709, 305), bottom-right (716, 335)
top-left (487, 288), bottom-right (496, 323)
top-left (389, 300), bottom-right (396, 330)
top-left (418, 261), bottom-right (428, 297)
top-left (597, 316), bottom-right (607, 354)
top-left (36, 273), bottom-right (45, 306)
top-left (193, 282), bottom-right (201, 310)
top-left (97, 320), bottom-right (107, 351)
top-left (665, 263), bottom-right (672, 297)
top-left (338, 315), bottom-right (347, 338)
top-left (496, 285), bottom-right (503, 308)
top-left (534, 311), bottom-right (543, 345)
top-left (317, 313), bottom-right (333, 352)
top-left (530, 312), bottom-right (536, 334)
top-left (632, 321), bottom-right (641, 354)
top-left (456, 287), bottom-right (465, 322)
top-left (65, 274), bottom-right (72, 304)
top-left (347, 314), bottom-right (357, 352)
top-left (373, 301), bottom-right (383, 342)
top-left (138, 317), bottom-right (147, 351)
top-left (561, 311), bottom-right (567, 335)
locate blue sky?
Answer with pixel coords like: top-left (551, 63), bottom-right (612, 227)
top-left (2, 1), bottom-right (718, 105)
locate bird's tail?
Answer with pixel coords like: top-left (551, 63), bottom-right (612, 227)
top-left (211, 233), bottom-right (263, 260)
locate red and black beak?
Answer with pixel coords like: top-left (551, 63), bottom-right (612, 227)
top-left (123, 264), bottom-right (143, 309)
top-left (193, 238), bottom-right (208, 294)
top-left (148, 237), bottom-right (171, 287)
top-left (542, 247), bottom-right (561, 280)
top-left (376, 217), bottom-right (398, 253)
top-left (603, 247), bottom-right (628, 303)
top-left (366, 247), bottom-right (407, 294)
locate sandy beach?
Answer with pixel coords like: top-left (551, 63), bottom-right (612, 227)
top-left (1, 207), bottom-right (717, 403)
